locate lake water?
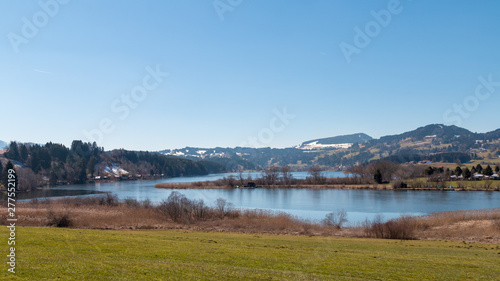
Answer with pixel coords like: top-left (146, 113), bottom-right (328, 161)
top-left (14, 172), bottom-right (500, 224)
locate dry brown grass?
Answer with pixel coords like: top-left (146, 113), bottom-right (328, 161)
top-left (2, 196), bottom-right (499, 243)
top-left (353, 208), bottom-right (500, 243)
top-left (409, 208), bottom-right (500, 243)
top-left (0, 195), bottom-right (335, 236)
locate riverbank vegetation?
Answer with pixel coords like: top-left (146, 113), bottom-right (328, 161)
top-left (3, 194), bottom-right (499, 243)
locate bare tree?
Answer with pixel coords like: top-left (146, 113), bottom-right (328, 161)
top-left (238, 171), bottom-right (245, 187)
top-left (224, 175), bottom-right (236, 187)
top-left (215, 198), bottom-right (234, 218)
top-left (262, 166), bottom-right (280, 186)
top-left (322, 210), bottom-right (348, 229)
top-left (308, 166), bottom-right (325, 184)
top-left (17, 167), bottom-right (41, 190)
top-left (280, 165), bottom-right (293, 186)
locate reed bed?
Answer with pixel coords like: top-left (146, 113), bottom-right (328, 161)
top-left (2, 195), bottom-right (499, 243)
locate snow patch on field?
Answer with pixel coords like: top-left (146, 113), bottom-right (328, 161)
top-left (298, 141), bottom-right (353, 150)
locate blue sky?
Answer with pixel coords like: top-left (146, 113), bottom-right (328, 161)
top-left (1, 0), bottom-right (499, 151)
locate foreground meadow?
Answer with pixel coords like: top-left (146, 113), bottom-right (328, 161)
top-left (1, 227), bottom-right (499, 280)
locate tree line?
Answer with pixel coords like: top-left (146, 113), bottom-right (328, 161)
top-left (348, 161), bottom-right (500, 186)
top-left (0, 141), bottom-right (226, 190)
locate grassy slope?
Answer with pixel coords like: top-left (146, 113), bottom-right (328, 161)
top-left (2, 227), bottom-right (499, 280)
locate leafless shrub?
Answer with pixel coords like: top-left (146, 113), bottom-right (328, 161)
top-left (364, 215), bottom-right (416, 240)
top-left (124, 198), bottom-right (141, 208)
top-left (46, 211), bottom-right (73, 227)
top-left (215, 198), bottom-right (234, 218)
top-left (100, 193), bottom-right (119, 206)
top-left (156, 191), bottom-right (213, 223)
top-left (482, 180), bottom-right (493, 190)
top-left (383, 216), bottom-right (416, 240)
top-left (306, 166), bottom-right (326, 184)
top-left (364, 214), bottom-right (385, 238)
top-left (322, 210), bottom-right (348, 229)
top-left (142, 199), bottom-right (153, 209)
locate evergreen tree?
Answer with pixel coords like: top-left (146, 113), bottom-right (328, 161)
top-left (484, 165), bottom-right (493, 176)
top-left (1, 161), bottom-right (15, 188)
top-left (19, 144), bottom-right (28, 163)
top-left (475, 164), bottom-right (483, 174)
top-left (78, 160), bottom-right (87, 183)
top-left (49, 169), bottom-right (58, 186)
top-left (463, 167), bottom-right (472, 179)
top-left (6, 142), bottom-right (20, 161)
top-left (425, 166), bottom-right (434, 176)
top-left (374, 169), bottom-right (383, 184)
top-left (87, 157), bottom-right (96, 178)
top-left (454, 166), bottom-right (462, 176)
top-left (30, 150), bottom-right (42, 174)
top-left (0, 161), bottom-right (3, 187)
top-left (495, 165), bottom-right (500, 173)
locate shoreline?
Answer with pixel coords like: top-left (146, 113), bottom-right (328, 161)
top-left (155, 182), bottom-right (500, 191)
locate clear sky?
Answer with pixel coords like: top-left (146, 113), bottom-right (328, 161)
top-left (1, 0), bottom-right (499, 151)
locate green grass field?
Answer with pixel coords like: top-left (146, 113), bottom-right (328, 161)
top-left (1, 227), bottom-right (499, 280)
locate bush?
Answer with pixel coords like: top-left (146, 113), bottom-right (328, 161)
top-left (47, 211), bottom-right (73, 227)
top-left (364, 214), bottom-right (385, 238)
top-left (364, 215), bottom-right (416, 240)
top-left (383, 217), bottom-right (415, 239)
top-left (156, 191), bottom-right (212, 223)
top-left (392, 180), bottom-right (407, 189)
top-left (124, 198), bottom-right (141, 208)
top-left (142, 199), bottom-right (153, 209)
top-left (100, 193), bottom-right (119, 206)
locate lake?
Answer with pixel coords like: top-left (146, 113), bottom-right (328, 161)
top-left (14, 172), bottom-right (500, 224)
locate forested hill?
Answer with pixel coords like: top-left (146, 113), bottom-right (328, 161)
top-left (375, 124), bottom-right (473, 144)
top-left (0, 141), bottom-right (225, 190)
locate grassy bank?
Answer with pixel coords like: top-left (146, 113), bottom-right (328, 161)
top-left (1, 227), bottom-right (500, 280)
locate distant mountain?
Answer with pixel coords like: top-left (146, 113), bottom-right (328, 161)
top-left (302, 133), bottom-right (373, 146)
top-left (376, 124), bottom-right (473, 144)
top-left (484, 128), bottom-right (500, 140)
top-left (160, 124), bottom-right (500, 169)
top-left (0, 140), bottom-right (7, 150)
